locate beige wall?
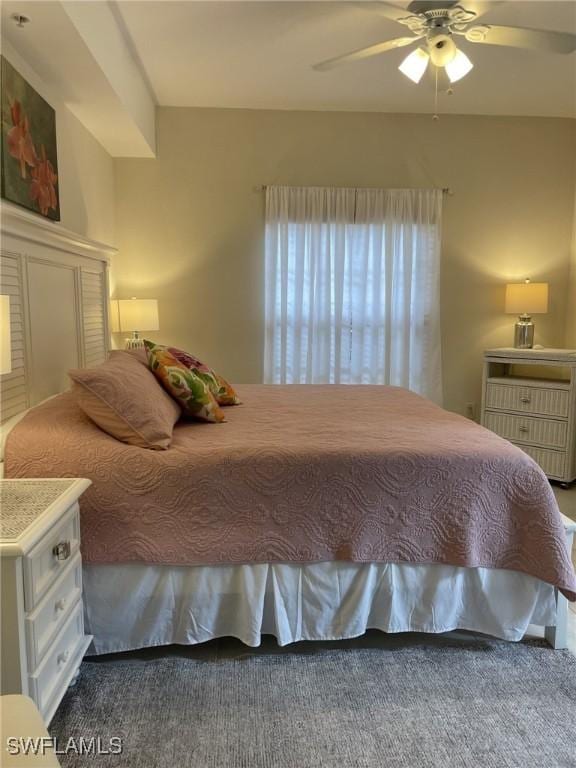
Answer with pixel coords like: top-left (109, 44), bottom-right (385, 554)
top-left (1, 41), bottom-right (116, 246)
top-left (567, 187), bottom-right (576, 348)
top-left (114, 107), bottom-right (576, 414)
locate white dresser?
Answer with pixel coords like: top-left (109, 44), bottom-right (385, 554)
top-left (481, 348), bottom-right (576, 485)
top-left (0, 478), bottom-right (92, 724)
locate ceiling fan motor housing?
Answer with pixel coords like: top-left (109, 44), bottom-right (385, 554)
top-left (407, 0), bottom-right (460, 13)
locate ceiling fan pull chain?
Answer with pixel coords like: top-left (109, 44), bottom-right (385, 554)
top-left (433, 67), bottom-right (440, 121)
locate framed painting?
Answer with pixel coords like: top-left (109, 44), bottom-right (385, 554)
top-left (1, 55), bottom-right (60, 221)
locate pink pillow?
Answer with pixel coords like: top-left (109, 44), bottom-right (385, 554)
top-left (110, 348), bottom-right (147, 366)
top-left (69, 353), bottom-right (181, 450)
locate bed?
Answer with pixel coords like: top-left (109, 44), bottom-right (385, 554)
top-left (4, 382), bottom-right (575, 654)
top-left (1, 221), bottom-right (574, 655)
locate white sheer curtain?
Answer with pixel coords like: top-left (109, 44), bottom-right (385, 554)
top-left (264, 186), bottom-right (443, 404)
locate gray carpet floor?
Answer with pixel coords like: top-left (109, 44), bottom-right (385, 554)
top-left (50, 632), bottom-right (576, 768)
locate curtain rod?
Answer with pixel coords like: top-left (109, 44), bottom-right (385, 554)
top-left (253, 185), bottom-right (454, 196)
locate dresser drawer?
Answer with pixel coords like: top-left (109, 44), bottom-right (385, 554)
top-left (484, 412), bottom-right (568, 450)
top-left (23, 504), bottom-right (80, 612)
top-left (515, 444), bottom-right (567, 479)
top-left (25, 553), bottom-right (82, 671)
top-left (28, 599), bottom-right (85, 718)
top-left (485, 382), bottom-right (570, 418)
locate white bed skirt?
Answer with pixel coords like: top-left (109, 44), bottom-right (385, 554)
top-left (83, 561), bottom-right (557, 655)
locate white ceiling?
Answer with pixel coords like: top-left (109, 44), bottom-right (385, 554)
top-left (1, 0), bottom-right (156, 155)
top-left (113, 0), bottom-right (576, 117)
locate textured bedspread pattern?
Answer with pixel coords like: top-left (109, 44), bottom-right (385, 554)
top-left (5, 385), bottom-right (576, 600)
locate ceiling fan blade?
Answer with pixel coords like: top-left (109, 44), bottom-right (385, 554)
top-left (372, 2), bottom-right (419, 23)
top-left (465, 24), bottom-right (576, 54)
top-left (313, 36), bottom-right (421, 71)
top-left (457, 1), bottom-right (505, 20)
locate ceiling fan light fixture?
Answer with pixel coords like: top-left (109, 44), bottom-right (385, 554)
top-left (428, 34), bottom-right (457, 67)
top-left (444, 48), bottom-right (474, 83)
top-left (398, 47), bottom-right (429, 84)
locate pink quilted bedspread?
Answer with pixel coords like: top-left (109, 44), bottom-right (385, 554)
top-left (5, 385), bottom-right (576, 600)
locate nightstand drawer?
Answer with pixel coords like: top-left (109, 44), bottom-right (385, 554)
top-left (515, 444), bottom-right (567, 479)
top-left (23, 504), bottom-right (80, 612)
top-left (28, 599), bottom-right (85, 718)
top-left (485, 382), bottom-right (569, 418)
top-left (25, 553), bottom-right (82, 671)
top-left (484, 412), bottom-right (568, 450)
top-left (1, 478), bottom-right (91, 720)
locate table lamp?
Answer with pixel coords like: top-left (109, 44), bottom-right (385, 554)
top-left (0, 295), bottom-right (12, 374)
top-left (505, 280), bottom-right (548, 349)
top-left (112, 298), bottom-right (159, 349)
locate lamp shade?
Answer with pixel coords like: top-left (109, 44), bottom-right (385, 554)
top-left (505, 282), bottom-right (549, 315)
top-left (0, 295), bottom-right (11, 374)
top-left (399, 48), bottom-right (429, 84)
top-left (445, 49), bottom-right (473, 83)
top-left (117, 298), bottom-right (159, 332)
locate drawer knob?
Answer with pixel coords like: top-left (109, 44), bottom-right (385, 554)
top-left (55, 599), bottom-right (67, 613)
top-left (519, 425), bottom-right (529, 433)
top-left (520, 396), bottom-right (531, 404)
top-left (57, 650), bottom-right (70, 667)
top-left (52, 541), bottom-right (71, 561)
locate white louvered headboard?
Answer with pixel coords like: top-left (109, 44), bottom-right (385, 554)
top-left (1, 250), bottom-right (28, 420)
top-left (0, 205), bottom-right (116, 424)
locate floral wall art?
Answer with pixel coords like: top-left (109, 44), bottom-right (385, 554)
top-left (1, 56), bottom-right (60, 221)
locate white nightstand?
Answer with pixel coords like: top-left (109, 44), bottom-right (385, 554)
top-left (0, 479), bottom-right (92, 724)
top-left (481, 348), bottom-right (576, 485)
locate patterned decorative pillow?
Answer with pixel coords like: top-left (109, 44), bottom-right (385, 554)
top-left (167, 347), bottom-right (241, 406)
top-left (144, 341), bottom-right (225, 423)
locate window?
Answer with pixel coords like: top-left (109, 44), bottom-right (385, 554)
top-left (264, 185), bottom-right (443, 404)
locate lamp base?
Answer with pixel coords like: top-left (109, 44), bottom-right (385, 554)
top-left (125, 332), bottom-right (144, 350)
top-left (513, 315), bottom-right (534, 349)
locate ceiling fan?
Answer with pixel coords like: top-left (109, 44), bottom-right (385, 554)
top-left (313, 1), bottom-right (576, 85)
